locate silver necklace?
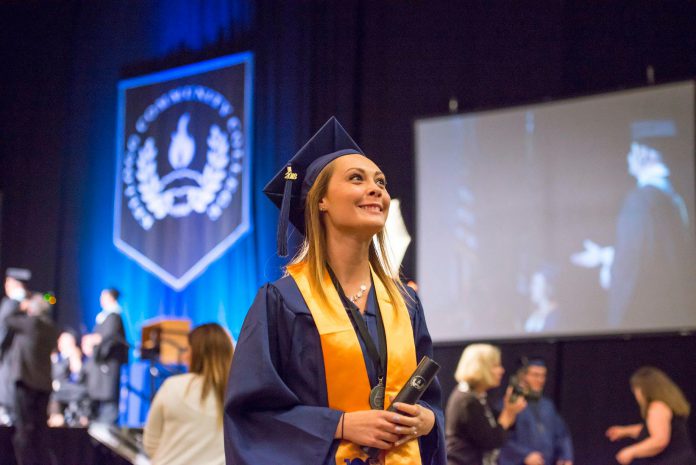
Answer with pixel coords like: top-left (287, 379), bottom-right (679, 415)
top-left (349, 284), bottom-right (368, 303)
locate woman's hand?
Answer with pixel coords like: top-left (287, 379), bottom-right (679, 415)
top-left (338, 403), bottom-right (436, 450)
top-left (606, 425), bottom-right (628, 442)
top-left (391, 402), bottom-right (435, 447)
top-left (615, 446), bottom-right (635, 465)
top-left (605, 424), bottom-right (642, 441)
top-left (340, 410), bottom-right (402, 450)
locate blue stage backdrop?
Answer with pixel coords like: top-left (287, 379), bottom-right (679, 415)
top-left (87, 53), bottom-right (258, 347)
top-left (115, 54), bottom-right (253, 291)
top-left (60, 0), bottom-right (289, 348)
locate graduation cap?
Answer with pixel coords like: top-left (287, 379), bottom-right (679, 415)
top-left (521, 355), bottom-right (546, 368)
top-left (5, 267), bottom-right (31, 283)
top-left (264, 116), bottom-right (364, 256)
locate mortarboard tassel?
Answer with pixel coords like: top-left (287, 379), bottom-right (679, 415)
top-left (277, 166), bottom-right (298, 257)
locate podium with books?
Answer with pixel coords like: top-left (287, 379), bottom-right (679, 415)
top-left (140, 317), bottom-right (190, 365)
top-left (121, 318), bottom-right (191, 427)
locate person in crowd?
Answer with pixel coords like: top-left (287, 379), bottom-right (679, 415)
top-left (0, 267), bottom-right (31, 426)
top-left (499, 358), bottom-right (573, 465)
top-left (606, 366), bottom-right (696, 465)
top-left (144, 323), bottom-right (233, 465)
top-left (2, 293), bottom-right (59, 465)
top-left (224, 117), bottom-right (445, 464)
top-left (48, 330), bottom-right (90, 427)
top-left (82, 287), bottom-right (128, 424)
top-left (446, 344), bottom-right (527, 465)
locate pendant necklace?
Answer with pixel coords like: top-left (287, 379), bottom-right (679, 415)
top-left (349, 284), bottom-right (368, 303)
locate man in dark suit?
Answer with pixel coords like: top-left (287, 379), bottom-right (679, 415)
top-left (82, 288), bottom-right (128, 424)
top-left (3, 293), bottom-right (59, 465)
top-left (0, 267), bottom-right (31, 426)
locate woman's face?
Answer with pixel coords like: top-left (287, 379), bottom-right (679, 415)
top-left (489, 361), bottom-right (505, 389)
top-left (319, 154), bottom-right (390, 238)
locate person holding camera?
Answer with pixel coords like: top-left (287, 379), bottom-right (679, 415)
top-left (445, 344), bottom-right (527, 465)
top-left (499, 358), bottom-right (573, 465)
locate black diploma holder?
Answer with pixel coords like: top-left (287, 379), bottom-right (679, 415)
top-left (363, 355), bottom-right (441, 460)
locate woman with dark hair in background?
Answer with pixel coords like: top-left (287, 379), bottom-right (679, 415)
top-left (446, 344), bottom-right (526, 465)
top-left (606, 366), bottom-right (696, 464)
top-left (144, 323), bottom-right (233, 465)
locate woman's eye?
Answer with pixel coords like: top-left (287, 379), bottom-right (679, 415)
top-left (349, 173), bottom-right (363, 181)
top-left (376, 178), bottom-right (387, 187)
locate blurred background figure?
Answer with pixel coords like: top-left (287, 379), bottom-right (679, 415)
top-left (49, 329), bottom-right (90, 427)
top-left (82, 287), bottom-right (128, 424)
top-left (2, 293), bottom-right (59, 465)
top-left (0, 267), bottom-right (31, 426)
top-left (499, 358), bottom-right (573, 465)
top-left (606, 366), bottom-right (696, 465)
top-left (144, 322), bottom-right (233, 465)
top-left (446, 343), bottom-right (527, 465)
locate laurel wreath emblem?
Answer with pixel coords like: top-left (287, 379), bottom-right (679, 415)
top-left (123, 115), bottom-right (244, 230)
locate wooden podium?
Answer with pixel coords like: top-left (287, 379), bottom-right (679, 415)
top-left (141, 317), bottom-right (191, 365)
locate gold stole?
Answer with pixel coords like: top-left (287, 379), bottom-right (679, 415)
top-left (288, 262), bottom-right (422, 465)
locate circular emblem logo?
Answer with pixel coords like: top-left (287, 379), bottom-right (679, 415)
top-left (121, 85), bottom-right (244, 230)
top-left (410, 375), bottom-right (427, 391)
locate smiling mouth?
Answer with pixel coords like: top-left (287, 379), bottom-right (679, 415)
top-left (359, 205), bottom-right (383, 213)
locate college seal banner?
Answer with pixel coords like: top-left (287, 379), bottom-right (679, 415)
top-left (114, 52), bottom-right (253, 290)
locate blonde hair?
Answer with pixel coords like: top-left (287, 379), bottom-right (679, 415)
top-left (454, 344), bottom-right (501, 390)
top-left (286, 155), bottom-right (408, 313)
top-left (630, 366), bottom-right (691, 418)
top-left (188, 323), bottom-right (234, 425)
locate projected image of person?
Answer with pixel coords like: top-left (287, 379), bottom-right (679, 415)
top-left (605, 366), bottom-right (696, 465)
top-left (571, 142), bottom-right (694, 327)
top-left (446, 344), bottom-right (526, 465)
top-left (523, 268), bottom-right (560, 333)
top-left (499, 358), bottom-right (573, 465)
top-left (224, 117), bottom-right (445, 465)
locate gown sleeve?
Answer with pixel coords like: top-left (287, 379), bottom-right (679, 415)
top-left (552, 404), bottom-right (573, 461)
top-left (408, 289), bottom-right (447, 465)
top-left (223, 284), bottom-right (343, 465)
top-left (499, 418), bottom-right (534, 465)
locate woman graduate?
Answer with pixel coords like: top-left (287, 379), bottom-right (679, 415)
top-left (224, 117), bottom-right (445, 465)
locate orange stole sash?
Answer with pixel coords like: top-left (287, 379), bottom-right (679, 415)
top-left (288, 263), bottom-right (422, 465)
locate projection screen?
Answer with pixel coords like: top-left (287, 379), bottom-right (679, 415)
top-left (415, 81), bottom-right (696, 342)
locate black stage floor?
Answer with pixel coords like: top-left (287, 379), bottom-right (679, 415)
top-left (0, 426), bottom-right (133, 465)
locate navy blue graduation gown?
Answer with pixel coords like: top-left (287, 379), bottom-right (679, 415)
top-left (224, 275), bottom-right (446, 465)
top-left (498, 397), bottom-right (573, 465)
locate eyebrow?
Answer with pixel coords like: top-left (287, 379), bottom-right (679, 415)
top-left (344, 167), bottom-right (385, 177)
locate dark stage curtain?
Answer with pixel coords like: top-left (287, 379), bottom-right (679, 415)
top-left (1, 1), bottom-right (695, 464)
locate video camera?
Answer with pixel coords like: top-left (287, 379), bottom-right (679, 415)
top-left (507, 375), bottom-right (528, 403)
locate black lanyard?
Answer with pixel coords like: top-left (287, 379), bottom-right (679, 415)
top-left (327, 266), bottom-right (387, 389)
